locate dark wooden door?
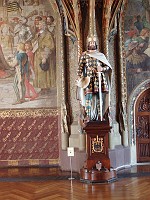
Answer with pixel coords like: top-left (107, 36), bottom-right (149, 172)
top-left (136, 88), bottom-right (150, 162)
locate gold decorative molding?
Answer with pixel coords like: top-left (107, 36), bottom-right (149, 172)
top-left (48, 159), bottom-right (59, 165)
top-left (8, 160), bottom-right (19, 166)
top-left (6, 159), bottom-right (59, 166)
top-left (0, 108), bottom-right (60, 118)
top-left (29, 159), bottom-right (40, 166)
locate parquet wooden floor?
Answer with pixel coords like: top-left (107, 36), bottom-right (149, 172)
top-left (0, 166), bottom-right (150, 200)
top-left (0, 177), bottom-right (150, 200)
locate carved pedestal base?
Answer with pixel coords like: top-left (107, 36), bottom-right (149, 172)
top-left (80, 121), bottom-right (117, 183)
top-left (80, 168), bottom-right (117, 183)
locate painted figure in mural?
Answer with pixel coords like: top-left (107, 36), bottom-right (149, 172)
top-left (24, 41), bottom-right (38, 100)
top-left (134, 15), bottom-right (144, 33)
top-left (46, 16), bottom-right (56, 35)
top-left (0, 20), bottom-right (14, 53)
top-left (12, 42), bottom-right (29, 104)
top-left (32, 19), bottom-right (55, 95)
top-left (11, 17), bottom-right (19, 47)
top-left (126, 27), bottom-right (150, 72)
top-left (32, 16), bottom-right (42, 36)
top-left (76, 37), bottom-right (112, 124)
top-left (124, 18), bottom-right (139, 49)
top-left (0, 44), bottom-right (11, 78)
top-left (14, 16), bottom-right (32, 45)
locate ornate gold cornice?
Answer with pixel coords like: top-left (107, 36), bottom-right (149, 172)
top-left (0, 108), bottom-right (60, 118)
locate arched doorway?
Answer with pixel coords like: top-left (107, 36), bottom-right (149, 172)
top-left (135, 88), bottom-right (150, 162)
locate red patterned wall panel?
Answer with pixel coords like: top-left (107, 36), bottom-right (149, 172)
top-left (0, 109), bottom-right (60, 167)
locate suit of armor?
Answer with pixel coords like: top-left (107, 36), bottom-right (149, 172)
top-left (77, 51), bottom-right (111, 121)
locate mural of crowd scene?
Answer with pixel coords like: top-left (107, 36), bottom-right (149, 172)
top-left (124, 0), bottom-right (150, 95)
top-left (0, 0), bottom-right (57, 109)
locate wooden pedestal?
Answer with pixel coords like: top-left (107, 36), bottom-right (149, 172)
top-left (80, 121), bottom-right (117, 183)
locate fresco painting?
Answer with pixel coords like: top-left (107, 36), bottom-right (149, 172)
top-left (0, 0), bottom-right (57, 109)
top-left (124, 0), bottom-right (150, 95)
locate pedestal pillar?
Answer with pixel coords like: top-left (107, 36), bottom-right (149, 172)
top-left (80, 121), bottom-right (117, 183)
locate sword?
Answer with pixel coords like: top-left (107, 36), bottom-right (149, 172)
top-left (98, 71), bottom-right (103, 121)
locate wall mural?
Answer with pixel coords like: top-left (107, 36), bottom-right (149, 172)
top-left (124, 0), bottom-right (150, 96)
top-left (0, 0), bottom-right (57, 109)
